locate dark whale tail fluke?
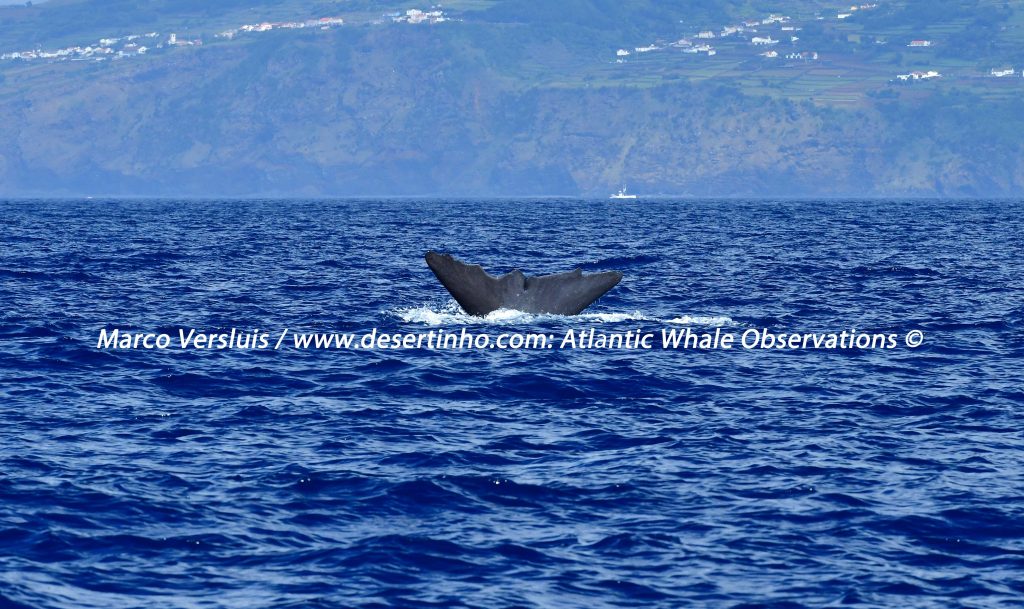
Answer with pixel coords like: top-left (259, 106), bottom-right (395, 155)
top-left (425, 251), bottom-right (623, 316)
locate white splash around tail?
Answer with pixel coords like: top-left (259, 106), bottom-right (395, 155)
top-left (392, 301), bottom-right (734, 327)
top-left (666, 315), bottom-right (736, 326)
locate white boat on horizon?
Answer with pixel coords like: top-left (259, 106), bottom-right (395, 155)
top-left (610, 186), bottom-right (637, 200)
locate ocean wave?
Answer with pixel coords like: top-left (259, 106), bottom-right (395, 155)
top-left (3, 199), bottom-right (1021, 609)
top-left (579, 254), bottom-right (662, 269)
top-left (391, 302), bottom-right (735, 327)
top-left (665, 315), bottom-right (736, 326)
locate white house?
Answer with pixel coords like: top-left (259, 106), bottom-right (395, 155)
top-left (683, 44), bottom-right (714, 55)
top-left (897, 70), bottom-right (941, 81)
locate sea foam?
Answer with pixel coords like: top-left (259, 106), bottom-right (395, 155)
top-left (392, 302), bottom-right (734, 327)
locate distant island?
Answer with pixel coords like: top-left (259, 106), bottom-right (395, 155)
top-left (0, 0), bottom-right (1021, 197)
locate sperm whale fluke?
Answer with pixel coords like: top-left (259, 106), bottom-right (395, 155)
top-left (425, 251), bottom-right (623, 316)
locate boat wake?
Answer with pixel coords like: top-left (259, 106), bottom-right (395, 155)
top-left (390, 301), bottom-right (734, 327)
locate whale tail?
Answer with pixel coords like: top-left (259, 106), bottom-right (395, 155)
top-left (425, 251), bottom-right (623, 316)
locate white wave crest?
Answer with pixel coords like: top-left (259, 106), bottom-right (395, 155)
top-left (666, 315), bottom-right (736, 326)
top-left (392, 302), bottom-right (734, 327)
top-left (576, 311), bottom-right (650, 323)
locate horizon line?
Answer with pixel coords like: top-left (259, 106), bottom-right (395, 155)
top-left (3, 195), bottom-right (1023, 202)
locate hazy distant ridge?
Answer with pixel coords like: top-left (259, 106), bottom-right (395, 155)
top-left (0, 0), bottom-right (1022, 196)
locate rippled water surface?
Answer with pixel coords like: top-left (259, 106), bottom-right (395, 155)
top-left (1, 199), bottom-right (1023, 608)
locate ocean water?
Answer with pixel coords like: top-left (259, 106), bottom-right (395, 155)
top-left (1, 198), bottom-right (1022, 609)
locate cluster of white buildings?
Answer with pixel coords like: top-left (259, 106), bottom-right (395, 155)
top-left (217, 17), bottom-right (344, 39)
top-left (617, 3), bottom-right (979, 67)
top-left (617, 40), bottom-right (714, 61)
top-left (614, 11), bottom-right (806, 62)
top-left (2, 13), bottom-right (353, 65)
top-left (671, 39), bottom-right (715, 55)
top-left (3, 5), bottom-right (457, 67)
top-left (896, 70), bottom-right (941, 81)
top-left (990, 67), bottom-right (1018, 78)
top-left (167, 33), bottom-right (202, 47)
top-left (391, 9), bottom-right (447, 24)
top-left (617, 36), bottom-right (718, 60)
top-left (1, 32), bottom-right (158, 63)
top-left (683, 44), bottom-right (716, 56)
top-left (838, 4), bottom-right (878, 19)
top-left (713, 14), bottom-right (792, 38)
top-left (759, 50), bottom-right (819, 61)
top-left (609, 3), bottom-right (1014, 86)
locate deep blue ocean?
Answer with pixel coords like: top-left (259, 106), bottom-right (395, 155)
top-left (1, 199), bottom-right (1022, 609)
